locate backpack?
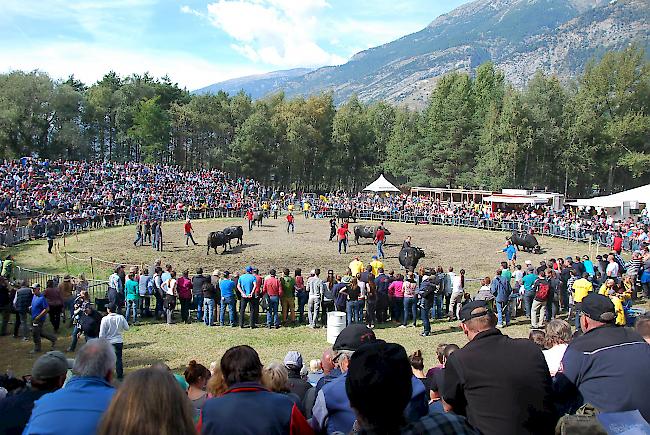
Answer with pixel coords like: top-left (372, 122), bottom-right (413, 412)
top-left (335, 286), bottom-right (348, 310)
top-left (535, 280), bottom-right (550, 301)
top-left (146, 277), bottom-right (155, 296)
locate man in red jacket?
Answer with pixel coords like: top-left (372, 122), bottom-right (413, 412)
top-left (263, 269), bottom-right (283, 328)
top-left (184, 219), bottom-right (198, 246)
top-left (287, 213), bottom-right (295, 233)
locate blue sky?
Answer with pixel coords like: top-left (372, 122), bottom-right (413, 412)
top-left (0, 0), bottom-right (472, 90)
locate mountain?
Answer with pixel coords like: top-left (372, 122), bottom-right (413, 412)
top-left (197, 0), bottom-right (649, 108)
top-left (193, 68), bottom-right (312, 99)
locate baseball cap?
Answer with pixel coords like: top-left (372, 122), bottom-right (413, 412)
top-left (581, 293), bottom-right (616, 323)
top-left (459, 300), bottom-right (490, 323)
top-left (106, 302), bottom-right (117, 312)
top-left (32, 351), bottom-right (73, 381)
top-left (372, 255), bottom-right (377, 260)
top-left (283, 351), bottom-right (303, 369)
top-left (524, 260), bottom-right (532, 266)
top-left (245, 266), bottom-right (253, 273)
top-left (333, 324), bottom-right (376, 353)
top-left (31, 283), bottom-right (41, 289)
top-left (341, 276), bottom-right (352, 284)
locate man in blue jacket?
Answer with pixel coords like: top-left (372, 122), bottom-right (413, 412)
top-left (491, 269), bottom-right (512, 327)
top-left (310, 324), bottom-right (427, 434)
top-left (23, 338), bottom-right (116, 435)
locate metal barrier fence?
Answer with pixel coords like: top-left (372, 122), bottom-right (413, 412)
top-left (14, 266), bottom-right (109, 301)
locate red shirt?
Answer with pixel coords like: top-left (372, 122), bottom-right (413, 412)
top-left (184, 222), bottom-right (192, 233)
top-left (176, 276), bottom-right (192, 299)
top-left (263, 276), bottom-right (283, 297)
top-left (337, 227), bottom-right (348, 240)
top-left (375, 229), bottom-right (385, 242)
top-left (287, 214), bottom-right (294, 223)
top-left (246, 210), bottom-right (253, 221)
top-left (613, 236), bottom-right (623, 252)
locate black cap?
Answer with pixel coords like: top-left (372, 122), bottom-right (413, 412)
top-left (459, 300), bottom-right (490, 323)
top-left (582, 293), bottom-right (616, 323)
top-left (345, 342), bottom-right (412, 424)
top-left (333, 324), bottom-right (376, 352)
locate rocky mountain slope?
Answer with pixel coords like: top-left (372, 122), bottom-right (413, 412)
top-left (193, 68), bottom-right (312, 99)
top-left (198, 0), bottom-right (649, 108)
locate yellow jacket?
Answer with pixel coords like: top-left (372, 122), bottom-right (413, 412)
top-left (609, 295), bottom-right (626, 326)
top-left (572, 278), bottom-right (593, 303)
top-left (370, 259), bottom-right (384, 276)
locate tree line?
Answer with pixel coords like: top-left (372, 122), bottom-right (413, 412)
top-left (0, 47), bottom-right (648, 196)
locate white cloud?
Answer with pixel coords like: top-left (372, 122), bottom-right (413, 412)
top-left (180, 5), bottom-right (204, 18)
top-left (0, 41), bottom-right (262, 90)
top-left (205, 0), bottom-right (345, 68)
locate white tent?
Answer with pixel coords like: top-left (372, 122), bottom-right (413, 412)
top-left (363, 174), bottom-right (400, 193)
top-left (483, 194), bottom-right (547, 205)
top-left (567, 184), bottom-right (650, 208)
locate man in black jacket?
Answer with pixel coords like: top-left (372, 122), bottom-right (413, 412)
top-left (417, 271), bottom-right (441, 337)
top-left (79, 304), bottom-right (102, 340)
top-left (283, 351), bottom-right (313, 409)
top-left (442, 300), bottom-right (557, 435)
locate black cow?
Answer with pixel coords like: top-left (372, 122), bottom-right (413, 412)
top-left (207, 231), bottom-right (228, 254)
top-left (399, 246), bottom-right (426, 270)
top-left (252, 211), bottom-right (264, 227)
top-left (353, 225), bottom-right (391, 244)
top-left (223, 225), bottom-right (243, 249)
top-left (337, 209), bottom-right (357, 223)
top-left (509, 231), bottom-right (541, 253)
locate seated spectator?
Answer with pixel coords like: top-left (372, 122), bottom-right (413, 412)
top-left (284, 351), bottom-right (313, 407)
top-left (206, 366), bottom-right (227, 398)
top-left (199, 345), bottom-right (312, 434)
top-left (311, 324), bottom-right (427, 434)
top-left (307, 359), bottom-right (323, 387)
top-left (409, 350), bottom-right (430, 400)
top-left (556, 293), bottom-right (650, 420)
top-left (528, 329), bottom-right (546, 349)
top-left (427, 344), bottom-right (459, 414)
top-left (184, 360), bottom-right (210, 414)
top-left (314, 348), bottom-right (340, 395)
top-left (262, 362), bottom-right (304, 412)
top-left (23, 338), bottom-right (116, 435)
top-left (97, 367), bottom-right (196, 435)
top-left (442, 300), bottom-right (557, 435)
top-left (635, 314), bottom-right (650, 344)
top-left (0, 351), bottom-right (71, 435)
top-left (543, 319), bottom-right (572, 376)
top-left (346, 341), bottom-right (478, 434)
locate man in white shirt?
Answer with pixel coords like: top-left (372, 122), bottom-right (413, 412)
top-left (606, 255), bottom-right (620, 279)
top-left (99, 303), bottom-right (129, 380)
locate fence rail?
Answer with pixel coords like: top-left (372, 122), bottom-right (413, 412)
top-left (14, 266), bottom-right (109, 301)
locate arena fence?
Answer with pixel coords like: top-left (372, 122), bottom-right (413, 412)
top-left (14, 266), bottom-right (109, 301)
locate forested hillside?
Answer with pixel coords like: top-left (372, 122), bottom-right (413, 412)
top-left (0, 48), bottom-right (648, 196)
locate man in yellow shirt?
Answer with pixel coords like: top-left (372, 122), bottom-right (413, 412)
top-left (370, 256), bottom-right (384, 277)
top-left (349, 257), bottom-right (364, 277)
top-left (605, 288), bottom-right (626, 326)
top-left (572, 273), bottom-right (593, 329)
top-left (598, 279), bottom-right (616, 296)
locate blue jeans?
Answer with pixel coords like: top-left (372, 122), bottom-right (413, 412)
top-left (574, 304), bottom-right (582, 329)
top-left (338, 239), bottom-right (347, 254)
top-left (391, 297), bottom-right (403, 323)
top-left (345, 300), bottom-right (363, 324)
top-left (203, 298), bottom-right (215, 326)
top-left (403, 297), bottom-right (417, 326)
top-left (193, 295), bottom-right (204, 321)
top-left (432, 294), bottom-right (443, 319)
top-left (523, 290), bottom-right (535, 317)
top-left (126, 299), bottom-right (138, 322)
top-left (297, 291), bottom-right (308, 323)
top-left (496, 300), bottom-right (510, 326)
top-left (376, 241), bottom-right (384, 259)
top-left (267, 295), bottom-right (280, 327)
top-left (220, 296), bottom-right (236, 326)
top-left (69, 325), bottom-right (81, 351)
top-left (421, 300), bottom-right (432, 333)
top-left (113, 343), bottom-right (123, 379)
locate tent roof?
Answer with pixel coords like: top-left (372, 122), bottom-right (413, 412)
top-left (363, 174), bottom-right (400, 192)
top-left (569, 184), bottom-right (650, 208)
top-left (484, 195), bottom-right (547, 204)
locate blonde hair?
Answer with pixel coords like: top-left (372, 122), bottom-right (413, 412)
top-left (261, 362), bottom-right (289, 393)
top-left (544, 319), bottom-right (572, 348)
top-left (309, 359), bottom-right (321, 372)
top-left (206, 366), bottom-right (227, 397)
top-left (97, 367), bottom-right (195, 435)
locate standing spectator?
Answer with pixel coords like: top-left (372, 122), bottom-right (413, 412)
top-left (374, 268), bottom-right (391, 323)
top-left (556, 293), bottom-right (650, 420)
top-left (99, 303), bottom-right (129, 380)
top-left (337, 223), bottom-right (349, 254)
top-left (79, 304), bottom-right (103, 341)
top-left (202, 280), bottom-right (217, 326)
top-left (571, 273), bottom-right (593, 329)
top-left (280, 268), bottom-right (296, 325)
top-left (263, 269), bottom-right (283, 329)
top-left (59, 275), bottom-right (75, 321)
top-left (448, 268), bottom-right (464, 321)
top-left (328, 218), bottom-right (337, 242)
top-left (0, 351), bottom-right (70, 435)
top-left (491, 269), bottom-right (512, 327)
top-left (31, 283), bottom-right (57, 353)
top-left (307, 269), bottom-right (324, 328)
top-left (613, 232), bottom-right (623, 255)
top-left (521, 267), bottom-right (538, 318)
top-left (43, 279), bottom-right (64, 333)
top-left (192, 268), bottom-right (207, 322)
top-left (340, 277), bottom-right (362, 325)
top-left (98, 367), bottom-right (196, 435)
top-left (151, 220), bottom-right (159, 251)
top-left (152, 267), bottom-right (164, 319)
top-left (237, 266), bottom-right (258, 329)
top-left (23, 339), bottom-right (116, 435)
top-left (531, 271), bottom-right (550, 329)
top-left (124, 272), bottom-right (139, 324)
top-left (374, 226), bottom-right (386, 259)
top-left (349, 257), bottom-right (364, 277)
top-left (321, 270), bottom-right (336, 327)
top-left (287, 212), bottom-right (295, 233)
top-left (0, 276), bottom-right (10, 336)
top-left (219, 271), bottom-right (237, 327)
top-left (606, 254), bottom-right (620, 279)
top-left (442, 301), bottom-right (557, 434)
top-left (46, 226), bottom-right (56, 254)
top-left (107, 265), bottom-right (125, 315)
top-left (133, 221), bottom-right (143, 246)
top-left (261, 363), bottom-right (304, 413)
top-left (143, 219), bottom-right (152, 244)
top-left (295, 269), bottom-right (308, 324)
top-left (401, 272), bottom-right (418, 327)
top-left (200, 345), bottom-right (312, 434)
top-left (184, 218), bottom-right (198, 246)
top-left (137, 269), bottom-right (151, 317)
top-left (154, 220), bottom-right (163, 251)
top-left (177, 270), bottom-right (193, 324)
top-left (388, 274), bottom-right (404, 323)
top-left (67, 290), bottom-right (90, 352)
top-left (1, 255), bottom-right (15, 280)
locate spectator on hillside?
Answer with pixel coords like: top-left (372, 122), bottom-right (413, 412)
top-left (346, 341), bottom-right (478, 435)
top-left (0, 351), bottom-right (71, 435)
top-left (99, 303), bottom-right (129, 380)
top-left (441, 300), bottom-right (557, 435)
top-left (555, 293), bottom-right (650, 420)
top-left (311, 324), bottom-right (427, 434)
top-left (284, 351), bottom-right (313, 408)
top-left (199, 345), bottom-right (312, 434)
top-left (23, 339), bottom-right (116, 435)
top-left (97, 367), bottom-right (196, 435)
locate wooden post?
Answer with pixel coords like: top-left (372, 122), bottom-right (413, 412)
top-left (90, 257), bottom-right (95, 281)
top-left (63, 233), bottom-right (66, 247)
top-left (64, 252), bottom-right (69, 273)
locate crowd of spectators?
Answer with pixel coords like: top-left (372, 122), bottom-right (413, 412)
top-left (1, 159), bottom-right (648, 255)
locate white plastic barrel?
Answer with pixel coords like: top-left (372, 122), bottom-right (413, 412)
top-left (327, 311), bottom-right (347, 344)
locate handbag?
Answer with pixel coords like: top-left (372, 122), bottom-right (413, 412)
top-left (260, 293), bottom-right (270, 311)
